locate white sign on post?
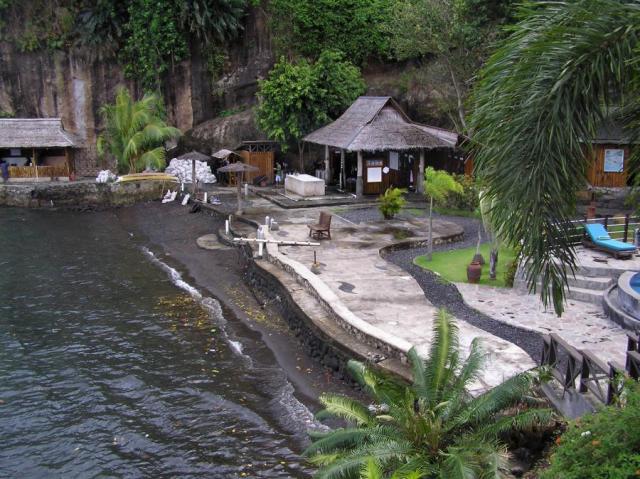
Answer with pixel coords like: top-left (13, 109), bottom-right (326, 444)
top-left (604, 149), bottom-right (624, 173)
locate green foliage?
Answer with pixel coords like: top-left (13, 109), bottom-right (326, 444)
top-left (305, 309), bottom-right (552, 479)
top-left (121, 0), bottom-right (188, 91)
top-left (468, 0), bottom-right (640, 315)
top-left (385, 0), bottom-right (514, 131)
top-left (378, 188), bottom-right (407, 220)
top-left (268, 0), bottom-right (392, 64)
top-left (424, 167), bottom-right (463, 203)
top-left (177, 0), bottom-right (245, 46)
top-left (435, 173), bottom-right (479, 211)
top-left (257, 50), bottom-right (365, 152)
top-left (0, 110), bottom-right (14, 118)
top-left (541, 381), bottom-right (640, 479)
top-left (97, 87), bottom-right (182, 173)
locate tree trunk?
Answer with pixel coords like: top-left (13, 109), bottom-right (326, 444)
top-left (444, 59), bottom-right (468, 134)
top-left (428, 196), bottom-right (434, 261)
top-left (489, 247), bottom-right (499, 280)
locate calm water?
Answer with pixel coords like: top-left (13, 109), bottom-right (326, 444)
top-left (0, 208), bottom-right (315, 478)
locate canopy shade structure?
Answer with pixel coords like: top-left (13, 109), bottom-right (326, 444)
top-left (303, 96), bottom-right (458, 152)
top-left (217, 162), bottom-right (259, 215)
top-left (0, 118), bottom-right (78, 148)
top-left (212, 148), bottom-right (242, 160)
top-left (174, 151), bottom-right (210, 162)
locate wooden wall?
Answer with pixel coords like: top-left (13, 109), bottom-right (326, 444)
top-left (587, 144), bottom-right (630, 187)
top-left (238, 150), bottom-right (274, 183)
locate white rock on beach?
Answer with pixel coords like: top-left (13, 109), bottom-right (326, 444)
top-left (96, 170), bottom-right (117, 183)
top-left (165, 159), bottom-right (217, 184)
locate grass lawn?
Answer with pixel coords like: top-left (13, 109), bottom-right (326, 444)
top-left (414, 244), bottom-right (516, 287)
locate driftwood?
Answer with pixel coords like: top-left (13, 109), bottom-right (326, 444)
top-left (233, 237), bottom-right (320, 246)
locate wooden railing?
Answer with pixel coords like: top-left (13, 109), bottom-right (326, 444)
top-left (8, 165), bottom-right (70, 178)
top-left (565, 215), bottom-right (640, 246)
top-left (541, 332), bottom-right (640, 406)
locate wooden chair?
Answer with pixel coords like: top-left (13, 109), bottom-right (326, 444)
top-left (308, 211), bottom-right (332, 239)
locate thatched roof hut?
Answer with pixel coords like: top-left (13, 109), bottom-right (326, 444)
top-left (304, 96), bottom-right (457, 152)
top-left (174, 151), bottom-right (210, 162)
top-left (0, 118), bottom-right (78, 148)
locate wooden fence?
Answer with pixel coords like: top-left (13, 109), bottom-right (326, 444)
top-left (541, 332), bottom-right (639, 406)
top-left (9, 165), bottom-right (70, 178)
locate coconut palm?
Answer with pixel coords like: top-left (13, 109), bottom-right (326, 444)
top-left (305, 309), bottom-right (551, 479)
top-left (469, 0), bottom-right (640, 315)
top-left (97, 87), bottom-right (181, 174)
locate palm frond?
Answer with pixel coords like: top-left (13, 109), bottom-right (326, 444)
top-left (425, 309), bottom-right (459, 403)
top-left (471, 408), bottom-right (554, 440)
top-left (317, 394), bottom-right (374, 426)
top-left (360, 458), bottom-right (383, 479)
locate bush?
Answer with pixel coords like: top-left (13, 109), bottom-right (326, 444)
top-left (540, 380), bottom-right (640, 479)
top-left (436, 173), bottom-right (480, 211)
top-left (378, 187), bottom-right (407, 219)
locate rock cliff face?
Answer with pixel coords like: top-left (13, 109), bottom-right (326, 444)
top-left (0, 4), bottom-right (458, 176)
top-left (0, 6), bottom-right (274, 175)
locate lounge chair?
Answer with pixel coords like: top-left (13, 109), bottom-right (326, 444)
top-left (308, 211), bottom-right (332, 240)
top-left (583, 223), bottom-right (637, 259)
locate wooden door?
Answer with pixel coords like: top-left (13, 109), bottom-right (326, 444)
top-left (364, 158), bottom-right (386, 195)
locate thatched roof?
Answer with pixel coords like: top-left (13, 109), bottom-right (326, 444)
top-left (0, 118), bottom-right (78, 148)
top-left (304, 97), bottom-right (458, 152)
top-left (212, 148), bottom-right (242, 160)
top-left (175, 151), bottom-right (211, 162)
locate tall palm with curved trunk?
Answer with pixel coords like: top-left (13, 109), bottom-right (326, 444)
top-left (305, 309), bottom-right (551, 479)
top-left (469, 0), bottom-right (640, 315)
top-left (97, 87), bottom-right (181, 174)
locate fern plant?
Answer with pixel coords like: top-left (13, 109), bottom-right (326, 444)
top-left (305, 309), bottom-right (552, 479)
top-left (378, 187), bottom-right (407, 220)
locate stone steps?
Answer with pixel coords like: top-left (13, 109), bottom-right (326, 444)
top-left (567, 274), bottom-right (613, 291)
top-left (566, 285), bottom-right (605, 305)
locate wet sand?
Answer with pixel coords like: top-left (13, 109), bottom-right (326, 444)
top-left (116, 201), bottom-right (354, 408)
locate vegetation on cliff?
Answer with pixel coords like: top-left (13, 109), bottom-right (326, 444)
top-left (0, 0), bottom-right (250, 90)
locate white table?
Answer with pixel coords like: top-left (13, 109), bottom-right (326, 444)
top-left (284, 174), bottom-right (325, 197)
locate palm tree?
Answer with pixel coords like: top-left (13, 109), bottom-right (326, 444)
top-left (468, 0), bottom-right (640, 315)
top-left (305, 309), bottom-right (552, 479)
top-left (423, 167), bottom-right (463, 260)
top-left (97, 87), bottom-right (182, 174)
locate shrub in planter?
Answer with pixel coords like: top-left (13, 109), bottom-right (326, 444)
top-left (378, 187), bottom-right (407, 219)
top-left (540, 380), bottom-right (640, 479)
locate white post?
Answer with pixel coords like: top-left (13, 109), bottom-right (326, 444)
top-left (204, 192), bottom-right (208, 203)
top-left (181, 182), bottom-right (184, 192)
top-left (264, 216), bottom-right (270, 232)
top-left (258, 241), bottom-right (263, 257)
top-left (225, 219), bottom-right (229, 234)
top-left (340, 149), bottom-right (345, 190)
top-left (244, 183), bottom-right (249, 197)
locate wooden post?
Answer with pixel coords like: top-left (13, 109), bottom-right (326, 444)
top-left (32, 148), bottom-right (38, 179)
top-left (324, 145), bottom-right (330, 185)
top-left (417, 149), bottom-right (425, 194)
top-left (340, 149), bottom-right (345, 190)
top-left (624, 214), bottom-right (630, 243)
top-left (356, 151), bottom-right (363, 198)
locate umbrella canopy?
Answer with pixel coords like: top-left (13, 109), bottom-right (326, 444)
top-left (216, 162), bottom-right (259, 173)
top-left (217, 162), bottom-right (259, 216)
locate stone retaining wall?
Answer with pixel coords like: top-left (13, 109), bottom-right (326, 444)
top-left (0, 181), bottom-right (166, 209)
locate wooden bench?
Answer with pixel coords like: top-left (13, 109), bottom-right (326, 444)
top-left (308, 211), bottom-right (332, 240)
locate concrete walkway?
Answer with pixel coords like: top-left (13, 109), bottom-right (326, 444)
top-left (238, 203), bottom-right (536, 394)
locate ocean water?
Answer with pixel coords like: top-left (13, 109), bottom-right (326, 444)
top-left (0, 208), bottom-right (315, 478)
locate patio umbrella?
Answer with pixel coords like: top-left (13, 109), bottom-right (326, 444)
top-left (216, 162), bottom-right (259, 215)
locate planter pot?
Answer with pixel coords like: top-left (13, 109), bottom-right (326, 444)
top-left (472, 253), bottom-right (485, 265)
top-left (310, 262), bottom-right (321, 274)
top-left (467, 261), bottom-right (482, 284)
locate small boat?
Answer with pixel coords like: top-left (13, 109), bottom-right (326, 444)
top-left (117, 173), bottom-right (179, 183)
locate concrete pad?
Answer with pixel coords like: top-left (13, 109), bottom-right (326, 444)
top-left (457, 282), bottom-right (629, 366)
